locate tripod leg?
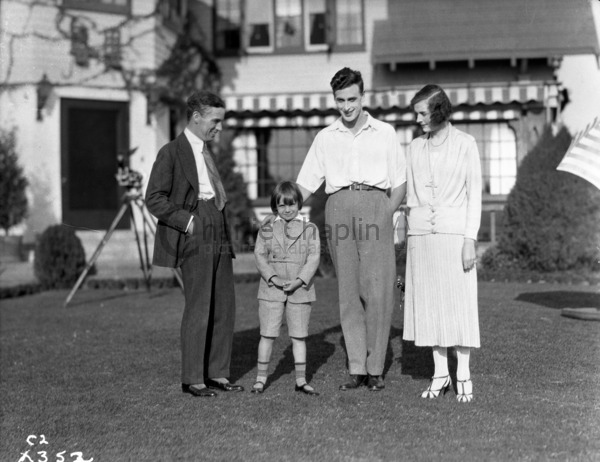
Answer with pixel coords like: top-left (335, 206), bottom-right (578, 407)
top-left (137, 199), bottom-right (152, 280)
top-left (64, 201), bottom-right (130, 307)
top-left (130, 205), bottom-right (151, 290)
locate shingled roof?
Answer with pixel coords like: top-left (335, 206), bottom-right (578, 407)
top-left (372, 0), bottom-right (599, 64)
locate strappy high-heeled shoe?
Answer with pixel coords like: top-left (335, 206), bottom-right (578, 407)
top-left (421, 375), bottom-right (451, 399)
top-left (250, 381), bottom-right (265, 394)
top-left (456, 379), bottom-right (473, 403)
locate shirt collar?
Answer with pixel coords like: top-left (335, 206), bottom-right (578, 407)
top-left (327, 111), bottom-right (376, 133)
top-left (274, 216), bottom-right (304, 224)
top-left (184, 127), bottom-right (205, 151)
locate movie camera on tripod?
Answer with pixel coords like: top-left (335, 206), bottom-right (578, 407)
top-left (64, 147), bottom-right (183, 306)
top-left (115, 149), bottom-right (144, 192)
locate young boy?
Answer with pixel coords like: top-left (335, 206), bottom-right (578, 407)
top-left (252, 181), bottom-right (321, 395)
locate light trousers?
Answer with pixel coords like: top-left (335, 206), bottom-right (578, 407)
top-left (325, 190), bottom-right (396, 376)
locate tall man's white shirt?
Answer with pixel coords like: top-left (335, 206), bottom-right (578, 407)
top-left (296, 113), bottom-right (406, 194)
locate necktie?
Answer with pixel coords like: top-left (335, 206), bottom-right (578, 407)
top-left (202, 146), bottom-right (227, 211)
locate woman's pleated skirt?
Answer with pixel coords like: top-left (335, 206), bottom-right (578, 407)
top-left (403, 233), bottom-right (480, 348)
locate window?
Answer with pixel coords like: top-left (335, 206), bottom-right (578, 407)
top-left (305, 0), bottom-right (328, 50)
top-left (63, 0), bottom-right (130, 15)
top-left (159, 0), bottom-right (186, 29)
top-left (215, 0), bottom-right (242, 54)
top-left (246, 0), bottom-right (273, 51)
top-left (214, 0), bottom-right (363, 54)
top-left (104, 28), bottom-right (122, 69)
top-left (335, 0), bottom-right (363, 46)
top-left (229, 127), bottom-right (321, 200)
top-left (453, 122), bottom-right (517, 195)
top-left (275, 0), bottom-right (303, 51)
top-left (232, 132), bottom-right (259, 200)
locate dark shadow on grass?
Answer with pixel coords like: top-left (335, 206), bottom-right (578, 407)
top-left (229, 324), bottom-right (341, 385)
top-left (251, 325), bottom-right (341, 388)
top-left (229, 326), bottom-right (261, 383)
top-left (389, 326), bottom-right (433, 380)
top-left (515, 291), bottom-right (600, 310)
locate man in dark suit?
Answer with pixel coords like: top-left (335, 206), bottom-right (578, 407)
top-left (145, 91), bottom-right (243, 397)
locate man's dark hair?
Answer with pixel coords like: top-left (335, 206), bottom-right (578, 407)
top-left (330, 67), bottom-right (364, 94)
top-left (410, 84), bottom-right (452, 126)
top-left (186, 91), bottom-right (225, 120)
top-left (271, 181), bottom-right (303, 214)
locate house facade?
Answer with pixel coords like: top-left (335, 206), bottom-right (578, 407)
top-left (0, 0), bottom-right (186, 246)
top-left (214, 0), bottom-right (599, 241)
top-left (0, 0), bottom-right (598, 251)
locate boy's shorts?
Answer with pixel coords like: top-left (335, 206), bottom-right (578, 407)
top-left (258, 300), bottom-right (312, 338)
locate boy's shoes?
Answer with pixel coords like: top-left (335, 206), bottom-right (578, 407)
top-left (205, 378), bottom-right (244, 392)
top-left (339, 374), bottom-right (367, 390)
top-left (367, 375), bottom-right (385, 391)
top-left (181, 384), bottom-right (217, 397)
top-left (295, 384), bottom-right (319, 396)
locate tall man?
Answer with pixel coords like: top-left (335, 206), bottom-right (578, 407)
top-left (145, 91), bottom-right (243, 397)
top-left (296, 68), bottom-right (406, 391)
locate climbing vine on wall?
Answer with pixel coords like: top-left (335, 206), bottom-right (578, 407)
top-left (154, 10), bottom-right (221, 113)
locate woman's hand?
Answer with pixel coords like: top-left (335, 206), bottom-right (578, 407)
top-left (462, 238), bottom-right (477, 272)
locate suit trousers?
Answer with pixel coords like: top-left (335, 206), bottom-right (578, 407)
top-left (180, 199), bottom-right (236, 384)
top-left (325, 190), bottom-right (396, 376)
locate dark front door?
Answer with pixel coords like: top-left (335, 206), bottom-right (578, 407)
top-left (61, 99), bottom-right (129, 230)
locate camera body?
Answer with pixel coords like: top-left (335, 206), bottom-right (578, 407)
top-left (115, 149), bottom-right (143, 190)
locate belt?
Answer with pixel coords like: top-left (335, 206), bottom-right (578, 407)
top-left (339, 183), bottom-right (385, 192)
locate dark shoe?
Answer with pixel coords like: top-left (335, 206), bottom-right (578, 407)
top-left (339, 374), bottom-right (366, 391)
top-left (205, 378), bottom-right (244, 392)
top-left (182, 384), bottom-right (217, 397)
top-left (367, 375), bottom-right (385, 391)
top-left (250, 381), bottom-right (265, 394)
top-left (295, 384), bottom-right (319, 396)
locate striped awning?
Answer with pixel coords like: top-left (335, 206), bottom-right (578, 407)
top-left (223, 81), bottom-right (559, 128)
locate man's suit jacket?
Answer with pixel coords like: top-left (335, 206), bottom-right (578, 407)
top-left (145, 133), bottom-right (232, 268)
top-left (254, 218), bottom-right (320, 303)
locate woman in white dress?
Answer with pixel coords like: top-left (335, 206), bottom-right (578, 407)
top-left (403, 84), bottom-right (482, 403)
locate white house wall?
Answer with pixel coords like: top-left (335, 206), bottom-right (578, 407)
top-left (219, 0), bottom-right (389, 96)
top-left (0, 0), bottom-right (178, 240)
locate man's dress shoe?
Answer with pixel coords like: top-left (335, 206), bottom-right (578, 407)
top-left (205, 378), bottom-right (244, 392)
top-left (367, 375), bottom-right (385, 391)
top-left (181, 384), bottom-right (217, 397)
top-left (339, 374), bottom-right (367, 391)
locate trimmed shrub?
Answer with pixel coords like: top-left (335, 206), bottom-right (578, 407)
top-left (34, 225), bottom-right (87, 289)
top-left (485, 125), bottom-right (600, 273)
top-left (0, 128), bottom-right (28, 235)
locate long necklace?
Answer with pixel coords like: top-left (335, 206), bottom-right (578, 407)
top-left (425, 127), bottom-right (449, 199)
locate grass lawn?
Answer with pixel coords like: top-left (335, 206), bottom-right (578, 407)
top-left (1, 278), bottom-right (599, 461)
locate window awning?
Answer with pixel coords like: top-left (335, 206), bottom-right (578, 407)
top-left (223, 81), bottom-right (559, 128)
